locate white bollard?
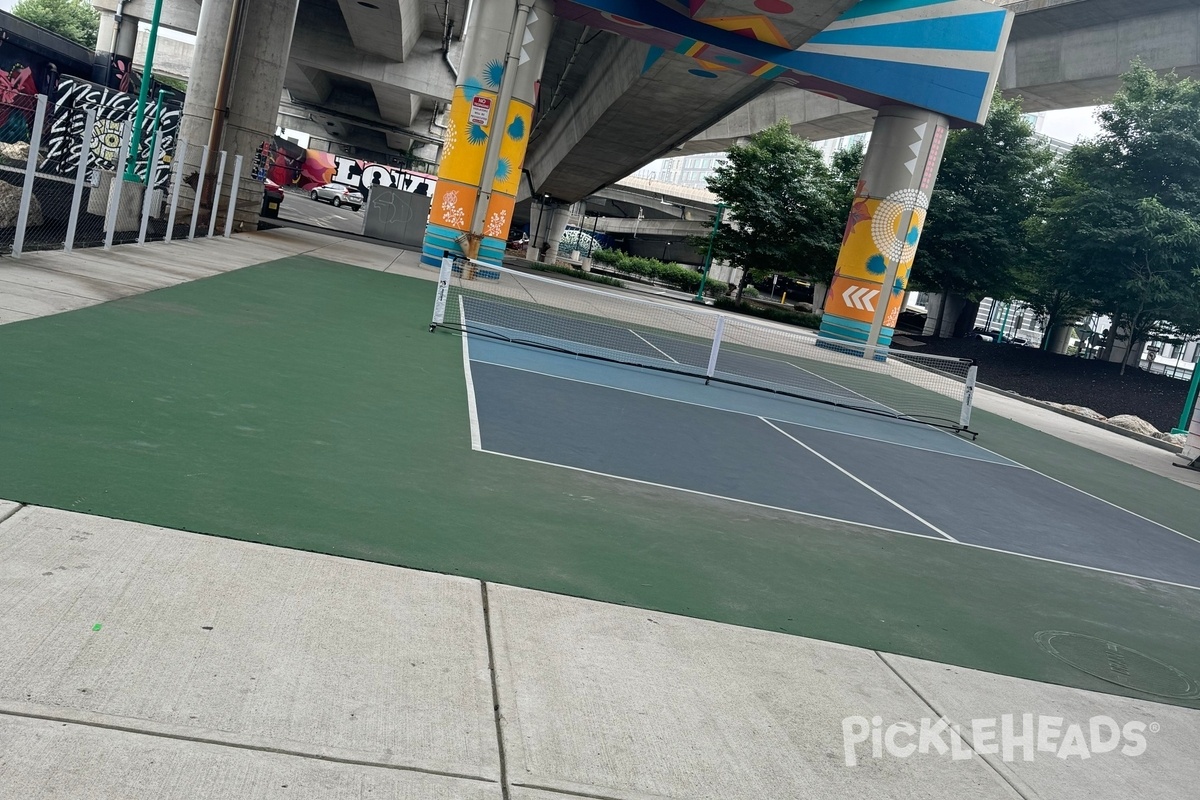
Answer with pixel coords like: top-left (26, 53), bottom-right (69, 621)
top-left (103, 120), bottom-right (134, 251)
top-left (207, 150), bottom-right (227, 238)
top-left (165, 139), bottom-right (188, 244)
top-left (137, 127), bottom-right (166, 246)
top-left (188, 147), bottom-right (209, 241)
top-left (12, 94), bottom-right (48, 258)
top-left (64, 106), bottom-right (98, 253)
top-left (224, 154), bottom-right (243, 239)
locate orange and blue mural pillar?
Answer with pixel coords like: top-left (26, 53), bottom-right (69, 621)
top-left (820, 105), bottom-right (950, 351)
top-left (421, 0), bottom-right (553, 270)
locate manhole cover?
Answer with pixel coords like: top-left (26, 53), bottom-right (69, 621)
top-left (1035, 631), bottom-right (1200, 699)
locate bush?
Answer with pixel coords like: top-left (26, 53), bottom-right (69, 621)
top-left (590, 248), bottom-right (728, 298)
top-left (524, 260), bottom-right (624, 287)
top-left (712, 297), bottom-right (822, 330)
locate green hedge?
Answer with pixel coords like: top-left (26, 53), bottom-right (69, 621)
top-left (592, 249), bottom-right (728, 298)
top-left (522, 260), bottom-right (624, 288)
top-left (712, 297), bottom-right (822, 330)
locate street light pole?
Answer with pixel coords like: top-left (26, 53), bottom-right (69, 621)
top-left (694, 202), bottom-right (724, 303)
top-left (123, 0), bottom-right (165, 183)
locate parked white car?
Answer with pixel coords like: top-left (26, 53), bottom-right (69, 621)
top-left (309, 183), bottom-right (365, 211)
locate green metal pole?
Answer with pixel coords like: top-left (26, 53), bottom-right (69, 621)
top-left (1173, 361), bottom-right (1200, 434)
top-left (996, 301), bottom-right (1011, 343)
top-left (694, 203), bottom-right (724, 303)
top-left (123, 0), bottom-right (166, 183)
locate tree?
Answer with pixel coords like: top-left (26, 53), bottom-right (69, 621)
top-left (701, 121), bottom-right (842, 300)
top-left (911, 94), bottom-right (1055, 333)
top-left (12, 0), bottom-right (100, 49)
top-left (1033, 63), bottom-right (1200, 372)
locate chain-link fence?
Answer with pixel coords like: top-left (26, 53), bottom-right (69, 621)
top-left (0, 86), bottom-right (252, 257)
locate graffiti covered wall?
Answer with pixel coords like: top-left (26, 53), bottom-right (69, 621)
top-left (259, 139), bottom-right (437, 196)
top-left (44, 76), bottom-right (182, 189)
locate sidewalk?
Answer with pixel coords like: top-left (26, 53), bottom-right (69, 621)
top-left (0, 231), bottom-right (1197, 799)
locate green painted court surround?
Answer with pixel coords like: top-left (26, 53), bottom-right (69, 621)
top-left (1, 257), bottom-right (1198, 707)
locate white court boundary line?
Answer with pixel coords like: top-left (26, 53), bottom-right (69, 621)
top-left (459, 297), bottom-right (483, 451)
top-left (469, 354), bottom-right (1022, 468)
top-left (461, 340), bottom-right (1200, 592)
top-left (629, 329), bottom-right (678, 363)
top-left (476, 446), bottom-right (1200, 594)
top-left (478, 448), bottom-right (943, 541)
top-left (761, 418), bottom-right (958, 542)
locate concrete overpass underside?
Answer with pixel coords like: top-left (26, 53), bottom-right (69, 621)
top-left (675, 0), bottom-right (1200, 154)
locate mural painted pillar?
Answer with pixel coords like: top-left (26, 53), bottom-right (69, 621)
top-left (820, 105), bottom-right (949, 351)
top-left (420, 0), bottom-right (554, 269)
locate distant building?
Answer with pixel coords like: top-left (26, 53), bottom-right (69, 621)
top-left (633, 152), bottom-right (725, 190)
top-left (812, 132), bottom-right (869, 165)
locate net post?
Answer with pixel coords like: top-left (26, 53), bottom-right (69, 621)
top-left (960, 363), bottom-right (978, 430)
top-left (431, 250), bottom-right (454, 331)
top-left (705, 315), bottom-right (726, 382)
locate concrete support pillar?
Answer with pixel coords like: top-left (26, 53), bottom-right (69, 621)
top-left (421, 0), bottom-right (555, 269)
top-left (820, 106), bottom-right (949, 350)
top-left (921, 293), bottom-right (965, 338)
top-left (1177, 400), bottom-right (1200, 469)
top-left (543, 203), bottom-right (576, 262)
top-left (526, 197), bottom-right (553, 258)
top-left (95, 10), bottom-right (139, 90)
top-left (178, 0), bottom-right (300, 232)
top-left (1047, 323), bottom-right (1075, 355)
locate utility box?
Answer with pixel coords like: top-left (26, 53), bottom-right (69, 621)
top-left (362, 187), bottom-right (430, 247)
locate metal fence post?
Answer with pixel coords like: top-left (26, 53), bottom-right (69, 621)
top-left (165, 139), bottom-right (187, 244)
top-left (104, 120), bottom-right (134, 250)
top-left (224, 154), bottom-right (243, 238)
top-left (12, 94), bottom-right (48, 258)
top-left (207, 150), bottom-right (227, 238)
top-left (137, 127), bottom-right (166, 245)
top-left (188, 147), bottom-right (208, 240)
top-left (64, 106), bottom-right (98, 254)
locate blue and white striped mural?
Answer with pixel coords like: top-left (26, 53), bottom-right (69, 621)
top-left (555, 0), bottom-right (1013, 126)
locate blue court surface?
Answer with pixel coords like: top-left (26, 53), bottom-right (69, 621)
top-left (463, 332), bottom-right (1200, 591)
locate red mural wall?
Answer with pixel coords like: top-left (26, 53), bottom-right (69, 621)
top-left (259, 139), bottom-right (436, 196)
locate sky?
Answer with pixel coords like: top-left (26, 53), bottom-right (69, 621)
top-left (1038, 106), bottom-right (1104, 143)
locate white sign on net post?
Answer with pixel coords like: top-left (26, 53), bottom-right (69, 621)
top-left (431, 253), bottom-right (454, 329)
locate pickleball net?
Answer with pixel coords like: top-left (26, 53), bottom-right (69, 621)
top-left (431, 256), bottom-right (978, 433)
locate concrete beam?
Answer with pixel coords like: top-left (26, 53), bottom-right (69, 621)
top-left (593, 217), bottom-right (707, 238)
top-left (1001, 3), bottom-right (1200, 112)
top-left (526, 37), bottom-right (769, 202)
top-left (335, 0), bottom-right (421, 61)
top-left (92, 0), bottom-right (200, 35)
top-left (289, 3), bottom-right (455, 102)
top-left (284, 62), bottom-right (333, 104)
top-left (132, 28), bottom-right (194, 81)
top-left (678, 0), bottom-right (1200, 154)
top-left (373, 83), bottom-right (420, 128)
